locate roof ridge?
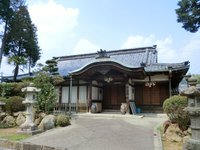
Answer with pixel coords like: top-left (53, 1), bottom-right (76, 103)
top-left (56, 46), bottom-right (156, 61)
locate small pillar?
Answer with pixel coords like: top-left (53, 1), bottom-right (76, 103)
top-left (18, 83), bottom-right (42, 135)
top-left (181, 77), bottom-right (200, 150)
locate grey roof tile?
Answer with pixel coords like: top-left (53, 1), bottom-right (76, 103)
top-left (56, 46), bottom-right (189, 76)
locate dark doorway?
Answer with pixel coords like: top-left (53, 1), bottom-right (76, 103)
top-left (103, 84), bottom-right (125, 110)
top-left (134, 83), bottom-right (169, 106)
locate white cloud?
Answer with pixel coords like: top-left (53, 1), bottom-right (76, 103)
top-left (122, 34), bottom-right (200, 74)
top-left (121, 35), bottom-right (155, 48)
top-left (180, 32), bottom-right (200, 74)
top-left (73, 38), bottom-right (100, 54)
top-left (28, 0), bottom-right (79, 62)
top-left (121, 35), bottom-right (177, 63)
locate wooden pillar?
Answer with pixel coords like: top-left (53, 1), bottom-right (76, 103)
top-left (89, 82), bottom-right (92, 112)
top-left (169, 78), bottom-right (172, 97)
top-left (69, 76), bottom-right (72, 115)
top-left (168, 67), bottom-right (172, 97)
top-left (59, 86), bottom-right (62, 104)
top-left (76, 80), bottom-right (79, 113)
top-left (58, 86), bottom-right (62, 112)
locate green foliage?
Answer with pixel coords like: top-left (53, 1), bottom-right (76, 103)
top-left (4, 96), bottom-right (25, 113)
top-left (0, 83), bottom-right (13, 97)
top-left (4, 5), bottom-right (40, 81)
top-left (192, 74), bottom-right (200, 84)
top-left (56, 114), bottom-right (70, 127)
top-left (44, 58), bottom-right (59, 75)
top-left (33, 72), bottom-right (57, 114)
top-left (163, 95), bottom-right (190, 131)
top-left (0, 0), bottom-right (25, 68)
top-left (0, 82), bottom-right (26, 97)
top-left (52, 75), bottom-right (65, 85)
top-left (3, 134), bottom-right (31, 141)
top-left (0, 97), bottom-right (7, 102)
top-left (176, 0), bottom-right (200, 32)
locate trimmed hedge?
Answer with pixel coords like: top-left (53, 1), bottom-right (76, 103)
top-left (4, 96), bottom-right (25, 114)
top-left (56, 114), bottom-right (70, 127)
top-left (0, 82), bottom-right (27, 98)
top-left (163, 95), bottom-right (190, 131)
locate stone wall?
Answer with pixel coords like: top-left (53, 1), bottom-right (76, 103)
top-left (0, 139), bottom-right (66, 150)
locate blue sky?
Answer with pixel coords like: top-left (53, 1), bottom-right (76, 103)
top-left (1, 0), bottom-right (199, 76)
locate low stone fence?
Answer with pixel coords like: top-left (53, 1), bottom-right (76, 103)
top-left (0, 138), bottom-right (66, 150)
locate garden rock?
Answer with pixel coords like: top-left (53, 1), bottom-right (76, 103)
top-left (16, 112), bottom-right (25, 126)
top-left (2, 115), bottom-right (15, 126)
top-left (34, 117), bottom-right (42, 126)
top-left (38, 115), bottom-right (55, 131)
top-left (165, 124), bottom-right (183, 142)
top-left (39, 112), bottom-right (46, 119)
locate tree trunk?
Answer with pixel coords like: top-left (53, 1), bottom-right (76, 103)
top-left (0, 20), bottom-right (8, 69)
top-left (13, 64), bottom-right (19, 82)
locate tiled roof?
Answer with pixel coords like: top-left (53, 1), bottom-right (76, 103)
top-left (1, 73), bottom-right (34, 82)
top-left (56, 46), bottom-right (158, 76)
top-left (145, 61), bottom-right (190, 72)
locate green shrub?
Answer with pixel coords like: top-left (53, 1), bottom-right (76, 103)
top-left (33, 72), bottom-right (57, 114)
top-left (0, 97), bottom-right (7, 112)
top-left (0, 82), bottom-right (26, 97)
top-left (4, 96), bottom-right (25, 113)
top-left (163, 95), bottom-right (190, 131)
top-left (56, 114), bottom-right (70, 127)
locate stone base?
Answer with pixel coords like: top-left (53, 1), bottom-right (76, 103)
top-left (184, 139), bottom-right (200, 150)
top-left (17, 129), bottom-right (42, 135)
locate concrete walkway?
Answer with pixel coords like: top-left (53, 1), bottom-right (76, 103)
top-left (23, 114), bottom-right (167, 150)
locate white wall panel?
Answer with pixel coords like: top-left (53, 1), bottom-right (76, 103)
top-left (92, 87), bottom-right (98, 100)
top-left (72, 86), bottom-right (77, 103)
top-left (62, 86), bottom-right (69, 103)
top-left (79, 86), bottom-right (87, 103)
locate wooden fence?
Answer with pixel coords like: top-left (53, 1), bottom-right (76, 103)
top-left (54, 103), bottom-right (88, 114)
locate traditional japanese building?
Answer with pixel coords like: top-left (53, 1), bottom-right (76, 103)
top-left (54, 45), bottom-right (189, 113)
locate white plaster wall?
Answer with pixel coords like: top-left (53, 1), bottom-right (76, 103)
top-left (71, 86), bottom-right (77, 103)
top-left (92, 87), bottom-right (98, 100)
top-left (62, 86), bottom-right (69, 103)
top-left (92, 80), bottom-right (98, 85)
top-left (132, 74), bottom-right (169, 82)
top-left (128, 85), bottom-right (132, 100)
top-left (79, 80), bottom-right (87, 84)
top-left (79, 86), bottom-right (87, 103)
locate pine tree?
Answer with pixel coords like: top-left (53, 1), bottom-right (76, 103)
top-left (0, 0), bottom-right (25, 68)
top-left (4, 5), bottom-right (41, 81)
top-left (176, 0), bottom-right (200, 32)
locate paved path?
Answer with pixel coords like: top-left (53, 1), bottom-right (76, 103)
top-left (23, 115), bottom-right (166, 150)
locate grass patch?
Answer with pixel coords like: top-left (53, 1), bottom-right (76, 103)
top-left (1, 134), bottom-right (31, 141)
top-left (0, 127), bottom-right (31, 141)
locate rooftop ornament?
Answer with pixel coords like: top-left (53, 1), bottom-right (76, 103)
top-left (96, 49), bottom-right (110, 59)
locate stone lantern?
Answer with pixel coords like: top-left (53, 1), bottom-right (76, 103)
top-left (181, 77), bottom-right (200, 150)
top-left (18, 83), bottom-right (41, 135)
